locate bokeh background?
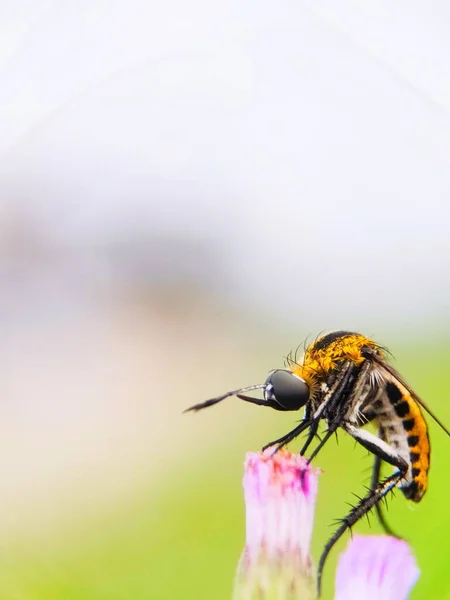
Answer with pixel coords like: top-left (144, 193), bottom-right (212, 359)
top-left (1, 1), bottom-right (450, 599)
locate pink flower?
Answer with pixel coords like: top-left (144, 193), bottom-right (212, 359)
top-left (234, 449), bottom-right (319, 600)
top-left (335, 535), bottom-right (420, 600)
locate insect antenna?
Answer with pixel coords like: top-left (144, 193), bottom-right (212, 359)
top-left (184, 384), bottom-right (265, 413)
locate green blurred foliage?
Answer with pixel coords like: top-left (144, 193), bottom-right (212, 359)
top-left (1, 338), bottom-right (449, 600)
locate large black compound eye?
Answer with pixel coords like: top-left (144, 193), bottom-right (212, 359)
top-left (264, 369), bottom-right (310, 410)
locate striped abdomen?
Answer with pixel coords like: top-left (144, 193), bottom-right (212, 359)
top-left (377, 378), bottom-right (430, 501)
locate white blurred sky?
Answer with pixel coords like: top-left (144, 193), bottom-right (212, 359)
top-left (1, 1), bottom-right (450, 331)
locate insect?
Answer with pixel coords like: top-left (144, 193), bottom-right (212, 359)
top-left (185, 330), bottom-right (450, 596)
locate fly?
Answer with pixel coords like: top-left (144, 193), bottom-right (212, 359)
top-left (185, 330), bottom-right (449, 595)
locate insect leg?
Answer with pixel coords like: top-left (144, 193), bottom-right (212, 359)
top-left (299, 418), bottom-right (319, 455)
top-left (269, 405), bottom-right (320, 456)
top-left (343, 424), bottom-right (409, 473)
top-left (262, 418), bottom-right (314, 452)
top-left (316, 470), bottom-right (403, 597)
top-left (316, 424), bottom-right (409, 596)
top-left (370, 428), bottom-right (400, 537)
top-left (311, 361), bottom-right (356, 420)
top-left (306, 423), bottom-right (339, 463)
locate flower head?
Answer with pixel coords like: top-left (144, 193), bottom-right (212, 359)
top-left (234, 449), bottom-right (320, 600)
top-left (334, 535), bottom-right (420, 600)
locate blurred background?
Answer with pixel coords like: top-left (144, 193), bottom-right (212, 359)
top-left (0, 1), bottom-right (450, 598)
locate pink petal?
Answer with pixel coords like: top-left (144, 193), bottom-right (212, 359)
top-left (335, 535), bottom-right (420, 600)
top-left (234, 449), bottom-right (320, 600)
top-left (242, 449), bottom-right (319, 564)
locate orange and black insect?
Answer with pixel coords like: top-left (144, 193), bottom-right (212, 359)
top-left (185, 330), bottom-right (450, 595)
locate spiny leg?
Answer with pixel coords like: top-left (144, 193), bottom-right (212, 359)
top-left (315, 423), bottom-right (409, 596)
top-left (316, 471), bottom-right (403, 597)
top-left (265, 415), bottom-right (336, 458)
top-left (349, 422), bottom-right (406, 537)
top-left (299, 418), bottom-right (319, 455)
top-left (306, 423), bottom-right (339, 463)
top-left (371, 447), bottom-right (400, 537)
top-left (262, 418), bottom-right (313, 452)
top-left (357, 412), bottom-right (397, 535)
